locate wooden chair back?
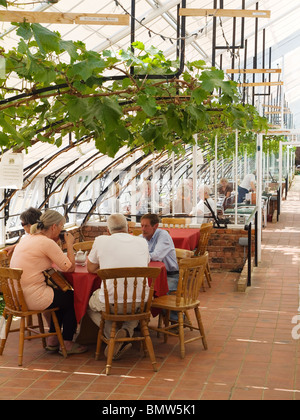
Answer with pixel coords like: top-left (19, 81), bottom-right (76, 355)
top-left (0, 267), bottom-right (68, 365)
top-left (0, 267), bottom-right (27, 314)
top-left (73, 241), bottom-right (94, 253)
top-left (175, 248), bottom-right (194, 263)
top-left (194, 222), bottom-right (213, 256)
top-left (161, 218), bottom-right (189, 228)
top-left (176, 254), bottom-right (207, 306)
top-left (132, 228), bottom-right (142, 236)
top-left (97, 266), bottom-right (161, 316)
top-left (127, 221), bottom-right (136, 233)
top-left (0, 250), bottom-right (11, 267)
top-left (95, 266), bottom-right (161, 374)
top-left (0, 251), bottom-right (11, 293)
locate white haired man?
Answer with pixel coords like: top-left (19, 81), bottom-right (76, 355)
top-left (87, 213), bottom-right (150, 360)
top-left (190, 185), bottom-right (217, 219)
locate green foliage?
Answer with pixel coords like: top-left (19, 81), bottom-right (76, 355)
top-left (0, 23), bottom-right (273, 158)
top-left (0, 295), bottom-right (4, 316)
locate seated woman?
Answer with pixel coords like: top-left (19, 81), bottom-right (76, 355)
top-left (218, 178), bottom-right (233, 198)
top-left (4, 207), bottom-right (42, 256)
top-left (10, 209), bottom-right (87, 355)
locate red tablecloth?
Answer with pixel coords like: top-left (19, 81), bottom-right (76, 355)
top-left (63, 261), bottom-right (168, 323)
top-left (163, 227), bottom-right (200, 251)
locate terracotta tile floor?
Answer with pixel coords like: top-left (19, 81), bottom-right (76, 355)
top-left (2, 178), bottom-right (300, 400)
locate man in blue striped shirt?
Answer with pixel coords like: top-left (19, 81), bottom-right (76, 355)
top-left (141, 214), bottom-right (179, 321)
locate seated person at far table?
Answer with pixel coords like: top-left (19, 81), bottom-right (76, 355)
top-left (140, 213), bottom-right (179, 321)
top-left (190, 185), bottom-right (217, 219)
top-left (4, 207), bottom-right (42, 257)
top-left (87, 213), bottom-right (150, 360)
top-left (218, 178), bottom-right (233, 198)
top-left (238, 172), bottom-right (256, 204)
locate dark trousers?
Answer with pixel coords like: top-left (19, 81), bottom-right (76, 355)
top-left (167, 272), bottom-right (179, 322)
top-left (238, 186), bottom-right (248, 204)
top-left (46, 289), bottom-right (77, 341)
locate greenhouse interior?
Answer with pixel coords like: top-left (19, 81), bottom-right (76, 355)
top-left (0, 0), bottom-right (300, 402)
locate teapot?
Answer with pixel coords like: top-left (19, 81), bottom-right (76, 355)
top-left (75, 250), bottom-right (87, 265)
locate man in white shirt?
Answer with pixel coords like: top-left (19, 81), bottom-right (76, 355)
top-left (190, 185), bottom-right (217, 221)
top-left (238, 172), bottom-right (256, 203)
top-left (87, 214), bottom-right (150, 359)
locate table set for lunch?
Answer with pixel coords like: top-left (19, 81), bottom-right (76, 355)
top-left (61, 227), bottom-right (200, 323)
top-left (63, 260), bottom-right (169, 322)
top-left (58, 228), bottom-right (200, 323)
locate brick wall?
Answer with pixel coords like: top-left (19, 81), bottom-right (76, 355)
top-left (81, 225), bottom-right (109, 240)
top-left (72, 225), bottom-right (255, 273)
top-left (208, 228), bottom-right (255, 272)
top-left (61, 225), bottom-right (108, 251)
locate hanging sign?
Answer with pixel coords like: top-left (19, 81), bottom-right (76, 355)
top-left (0, 153), bottom-right (24, 190)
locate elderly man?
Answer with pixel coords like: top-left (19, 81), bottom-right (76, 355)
top-left (87, 213), bottom-right (150, 360)
top-left (140, 213), bottom-right (179, 321)
top-left (190, 185), bottom-right (217, 224)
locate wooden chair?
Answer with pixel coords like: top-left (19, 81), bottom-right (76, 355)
top-left (127, 221), bottom-right (136, 233)
top-left (175, 248), bottom-right (194, 262)
top-left (150, 255), bottom-right (208, 358)
top-left (0, 250), bottom-right (10, 267)
top-left (132, 228), bottom-right (142, 236)
top-left (156, 249), bottom-right (195, 336)
top-left (175, 248), bottom-right (195, 328)
top-left (0, 250), bottom-right (10, 294)
top-left (0, 250), bottom-right (36, 333)
top-left (95, 266), bottom-right (161, 375)
top-left (0, 267), bottom-right (68, 366)
top-left (194, 222), bottom-right (213, 288)
top-left (161, 218), bottom-right (189, 228)
top-left (73, 241), bottom-right (94, 253)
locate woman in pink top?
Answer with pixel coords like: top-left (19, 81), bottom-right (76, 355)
top-left (10, 210), bottom-right (87, 355)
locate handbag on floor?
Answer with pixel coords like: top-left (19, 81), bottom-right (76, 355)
top-left (43, 268), bottom-right (73, 292)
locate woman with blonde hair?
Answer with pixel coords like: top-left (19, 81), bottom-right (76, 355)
top-left (10, 210), bottom-right (87, 355)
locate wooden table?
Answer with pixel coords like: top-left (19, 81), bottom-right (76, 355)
top-left (63, 261), bottom-right (168, 322)
top-left (163, 227), bottom-right (200, 251)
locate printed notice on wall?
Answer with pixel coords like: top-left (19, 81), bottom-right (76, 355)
top-left (0, 153), bottom-right (24, 189)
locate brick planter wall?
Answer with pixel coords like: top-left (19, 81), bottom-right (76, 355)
top-left (81, 225), bottom-right (109, 240)
top-left (61, 225), bottom-right (108, 251)
top-left (208, 228), bottom-right (255, 272)
top-left (71, 224), bottom-right (255, 273)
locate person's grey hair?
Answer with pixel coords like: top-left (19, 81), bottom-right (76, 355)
top-left (30, 210), bottom-right (65, 234)
top-left (199, 185), bottom-right (211, 196)
top-left (107, 214), bottom-right (128, 234)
